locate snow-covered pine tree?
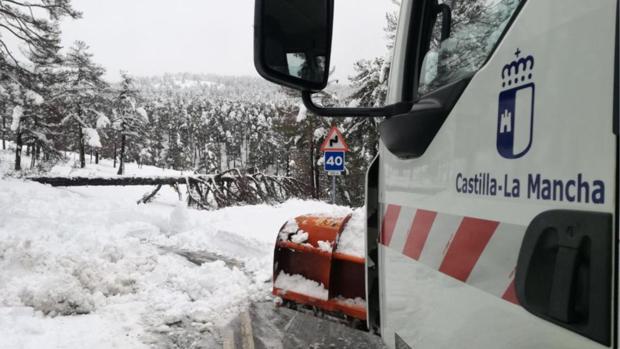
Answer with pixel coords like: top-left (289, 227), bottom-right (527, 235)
top-left (113, 73), bottom-right (149, 175)
top-left (60, 41), bottom-right (109, 168)
top-left (0, 0), bottom-right (80, 86)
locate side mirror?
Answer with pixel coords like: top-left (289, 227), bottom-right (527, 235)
top-left (254, 0), bottom-right (412, 118)
top-left (254, 0), bottom-right (334, 92)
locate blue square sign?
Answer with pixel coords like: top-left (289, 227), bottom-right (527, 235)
top-left (324, 151), bottom-right (345, 172)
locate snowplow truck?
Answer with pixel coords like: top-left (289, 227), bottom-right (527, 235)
top-left (254, 0), bottom-right (620, 348)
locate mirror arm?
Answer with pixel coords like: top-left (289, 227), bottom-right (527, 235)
top-left (437, 3), bottom-right (452, 41)
top-left (302, 91), bottom-right (413, 118)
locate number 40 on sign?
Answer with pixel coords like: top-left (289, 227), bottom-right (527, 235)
top-left (324, 151), bottom-right (345, 174)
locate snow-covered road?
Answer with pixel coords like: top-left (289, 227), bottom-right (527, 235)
top-left (0, 178), bottom-right (353, 348)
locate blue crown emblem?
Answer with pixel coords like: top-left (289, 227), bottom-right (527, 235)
top-left (497, 49), bottom-right (536, 160)
top-left (501, 49), bottom-right (534, 88)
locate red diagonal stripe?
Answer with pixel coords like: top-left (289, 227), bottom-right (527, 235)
top-left (381, 205), bottom-right (401, 246)
top-left (438, 217), bottom-right (499, 282)
top-left (402, 210), bottom-right (437, 260)
top-left (502, 278), bottom-right (520, 305)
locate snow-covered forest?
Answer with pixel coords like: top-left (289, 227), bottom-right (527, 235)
top-left (0, 1), bottom-right (399, 207)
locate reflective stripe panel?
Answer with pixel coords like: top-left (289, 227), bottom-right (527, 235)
top-left (402, 209), bottom-right (437, 260)
top-left (380, 205), bottom-right (526, 306)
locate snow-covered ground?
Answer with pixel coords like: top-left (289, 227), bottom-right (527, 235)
top-left (0, 141), bottom-right (186, 178)
top-left (47, 155), bottom-right (186, 178)
top-left (0, 148), bottom-right (359, 348)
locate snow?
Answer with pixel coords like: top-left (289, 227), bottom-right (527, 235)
top-left (296, 103), bottom-right (307, 122)
top-left (317, 240), bottom-right (333, 252)
top-left (10, 106), bottom-right (23, 131)
top-left (136, 107), bottom-right (148, 123)
top-left (0, 150), bottom-right (363, 347)
top-left (274, 272), bottom-right (328, 300)
top-left (290, 231), bottom-right (309, 244)
top-left (279, 218), bottom-right (299, 240)
top-left (0, 179), bottom-right (317, 347)
top-left (82, 128), bottom-right (102, 148)
top-left (313, 127), bottom-right (326, 141)
top-left (334, 296), bottom-right (366, 307)
top-left (96, 113), bottom-right (111, 129)
top-left (25, 90), bottom-right (44, 105)
top-left (336, 208), bottom-right (365, 257)
top-left (0, 140), bottom-right (369, 347)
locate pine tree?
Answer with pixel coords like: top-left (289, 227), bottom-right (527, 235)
top-left (0, 0), bottom-right (80, 84)
top-left (60, 41), bottom-right (109, 168)
top-left (113, 73), bottom-right (148, 175)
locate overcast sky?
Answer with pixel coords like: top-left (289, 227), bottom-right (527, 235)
top-left (58, 0), bottom-right (398, 82)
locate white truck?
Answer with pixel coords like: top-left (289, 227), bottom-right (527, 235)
top-left (253, 0), bottom-right (619, 348)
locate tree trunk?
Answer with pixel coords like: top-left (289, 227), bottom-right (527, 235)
top-left (14, 132), bottom-right (22, 171)
top-left (95, 151), bottom-right (99, 164)
top-left (1, 115), bottom-right (5, 150)
top-left (314, 148), bottom-right (321, 199)
top-left (309, 137), bottom-right (317, 199)
top-left (30, 146), bottom-right (36, 169)
top-left (26, 145), bottom-right (31, 157)
top-left (78, 126), bottom-right (86, 168)
top-left (113, 143), bottom-right (117, 168)
top-left (117, 134), bottom-right (126, 175)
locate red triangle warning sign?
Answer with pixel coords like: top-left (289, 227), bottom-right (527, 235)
top-left (320, 126), bottom-right (349, 152)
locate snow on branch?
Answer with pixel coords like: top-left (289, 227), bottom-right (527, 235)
top-left (10, 105), bottom-right (23, 131)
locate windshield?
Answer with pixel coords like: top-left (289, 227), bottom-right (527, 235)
top-left (418, 0), bottom-right (523, 96)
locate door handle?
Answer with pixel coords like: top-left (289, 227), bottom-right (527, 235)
top-left (515, 210), bottom-right (612, 345)
top-left (548, 243), bottom-right (580, 322)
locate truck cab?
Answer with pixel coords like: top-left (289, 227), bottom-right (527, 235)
top-left (253, 0), bottom-right (619, 348)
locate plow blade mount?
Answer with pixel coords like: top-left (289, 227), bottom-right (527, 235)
top-left (273, 214), bottom-right (366, 321)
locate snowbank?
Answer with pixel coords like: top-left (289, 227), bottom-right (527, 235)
top-left (0, 174), bottom-right (360, 348)
top-left (336, 207), bottom-right (366, 257)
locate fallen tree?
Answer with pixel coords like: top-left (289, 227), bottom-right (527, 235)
top-left (185, 169), bottom-right (308, 209)
top-left (29, 171), bottom-right (309, 210)
top-left (28, 176), bottom-right (185, 187)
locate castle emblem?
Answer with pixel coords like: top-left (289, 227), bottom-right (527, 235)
top-left (497, 48), bottom-right (535, 159)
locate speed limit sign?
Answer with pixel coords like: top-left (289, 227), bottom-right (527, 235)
top-left (324, 151), bottom-right (345, 174)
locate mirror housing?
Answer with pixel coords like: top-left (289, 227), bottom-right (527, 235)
top-left (254, 0), bottom-right (334, 92)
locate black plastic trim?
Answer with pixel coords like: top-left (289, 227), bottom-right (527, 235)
top-left (365, 155), bottom-right (380, 333)
top-left (614, 2), bottom-right (619, 348)
top-left (436, 3), bottom-right (452, 42)
top-left (614, 0), bottom-right (619, 135)
top-left (301, 91), bottom-right (412, 118)
top-left (379, 78), bottom-right (470, 159)
top-left (401, 0), bottom-right (426, 101)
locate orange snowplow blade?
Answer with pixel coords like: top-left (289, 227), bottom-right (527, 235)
top-left (272, 214), bottom-right (367, 321)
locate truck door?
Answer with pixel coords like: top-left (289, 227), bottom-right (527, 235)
top-left (378, 0), bottom-right (618, 348)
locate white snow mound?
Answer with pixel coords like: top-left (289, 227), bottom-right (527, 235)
top-left (274, 272), bottom-right (328, 300)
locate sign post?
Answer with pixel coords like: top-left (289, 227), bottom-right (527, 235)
top-left (320, 126), bottom-right (349, 204)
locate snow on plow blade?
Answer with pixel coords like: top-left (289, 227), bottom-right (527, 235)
top-left (273, 214), bottom-right (366, 321)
